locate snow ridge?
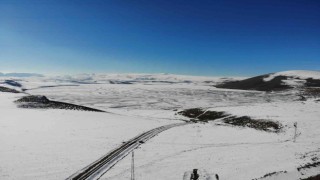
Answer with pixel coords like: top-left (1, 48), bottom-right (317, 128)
top-left (264, 70), bottom-right (320, 81)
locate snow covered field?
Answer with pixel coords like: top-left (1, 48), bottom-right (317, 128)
top-left (1, 72), bottom-right (320, 180)
top-left (102, 101), bottom-right (320, 180)
top-left (0, 93), bottom-right (176, 180)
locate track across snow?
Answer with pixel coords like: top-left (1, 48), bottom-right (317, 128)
top-left (66, 122), bottom-right (189, 180)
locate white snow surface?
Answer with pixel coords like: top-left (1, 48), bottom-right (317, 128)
top-left (102, 101), bottom-right (320, 180)
top-left (1, 73), bottom-right (320, 180)
top-left (0, 93), bottom-right (177, 180)
top-left (264, 70), bottom-right (320, 81)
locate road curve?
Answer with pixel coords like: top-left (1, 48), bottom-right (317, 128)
top-left (66, 122), bottom-right (189, 180)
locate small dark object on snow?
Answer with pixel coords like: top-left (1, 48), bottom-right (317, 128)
top-left (215, 174), bottom-right (219, 180)
top-left (190, 169), bottom-right (199, 180)
top-left (298, 95), bottom-right (307, 101)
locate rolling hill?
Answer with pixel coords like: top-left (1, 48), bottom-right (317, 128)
top-left (215, 70), bottom-right (320, 91)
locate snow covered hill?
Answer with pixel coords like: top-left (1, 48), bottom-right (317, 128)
top-left (216, 70), bottom-right (320, 91)
top-left (0, 73), bottom-right (244, 95)
top-left (264, 70), bottom-right (320, 81)
top-left (0, 72), bottom-right (43, 77)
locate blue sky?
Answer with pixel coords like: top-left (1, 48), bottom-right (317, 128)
top-left (1, 0), bottom-right (319, 76)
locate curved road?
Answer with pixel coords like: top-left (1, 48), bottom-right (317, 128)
top-left (66, 122), bottom-right (189, 180)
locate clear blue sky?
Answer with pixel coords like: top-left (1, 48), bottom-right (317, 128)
top-left (1, 0), bottom-right (319, 76)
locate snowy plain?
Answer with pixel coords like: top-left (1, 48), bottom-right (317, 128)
top-left (1, 72), bottom-right (320, 180)
top-left (0, 93), bottom-right (176, 180)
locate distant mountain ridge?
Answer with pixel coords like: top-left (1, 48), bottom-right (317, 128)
top-left (215, 70), bottom-right (320, 91)
top-left (0, 72), bottom-right (43, 77)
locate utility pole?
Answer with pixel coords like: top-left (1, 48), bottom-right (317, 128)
top-left (131, 151), bottom-right (135, 180)
top-left (293, 122), bottom-right (297, 142)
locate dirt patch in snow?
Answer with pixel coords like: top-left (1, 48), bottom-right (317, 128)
top-left (177, 108), bottom-right (228, 122)
top-left (223, 116), bottom-right (282, 132)
top-left (177, 108), bottom-right (204, 119)
top-left (3, 80), bottom-right (22, 87)
top-left (0, 86), bottom-right (20, 93)
top-left (302, 174), bottom-right (320, 180)
top-left (302, 88), bottom-right (320, 98)
top-left (15, 95), bottom-right (105, 112)
top-left (177, 108), bottom-right (282, 132)
top-left (305, 78), bottom-right (320, 87)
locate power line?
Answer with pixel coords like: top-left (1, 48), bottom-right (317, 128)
top-left (131, 151), bottom-right (135, 180)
